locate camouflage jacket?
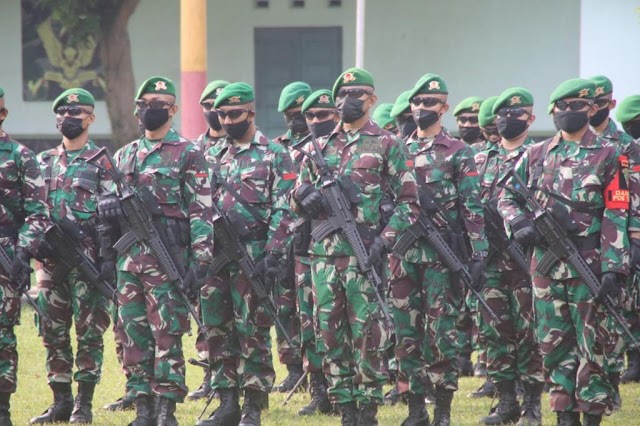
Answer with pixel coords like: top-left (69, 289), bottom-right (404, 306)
top-left (197, 132), bottom-right (228, 194)
top-left (38, 139), bottom-right (113, 260)
top-left (0, 132), bottom-right (49, 258)
top-left (114, 129), bottom-right (213, 272)
top-left (275, 130), bottom-right (308, 167)
top-left (498, 130), bottom-right (630, 279)
top-left (209, 129), bottom-right (295, 260)
top-left (293, 119), bottom-right (420, 257)
top-left (475, 136), bottom-right (534, 271)
top-left (470, 139), bottom-right (492, 156)
top-left (401, 128), bottom-right (488, 264)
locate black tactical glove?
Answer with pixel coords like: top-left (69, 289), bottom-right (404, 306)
top-left (366, 236), bottom-right (390, 271)
top-left (34, 238), bottom-right (55, 262)
top-left (597, 272), bottom-right (621, 303)
top-left (509, 215), bottom-right (539, 246)
top-left (97, 193), bottom-right (123, 221)
top-left (295, 183), bottom-right (325, 219)
top-left (469, 257), bottom-right (487, 292)
top-left (97, 260), bottom-right (116, 285)
top-left (10, 249), bottom-right (33, 293)
top-left (182, 263), bottom-right (209, 300)
top-left (252, 253), bottom-right (281, 293)
top-left (630, 239), bottom-right (640, 271)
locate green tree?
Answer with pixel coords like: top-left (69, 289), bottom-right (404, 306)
top-left (36, 0), bottom-right (140, 147)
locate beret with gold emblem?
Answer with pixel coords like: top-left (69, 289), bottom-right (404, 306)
top-left (278, 81), bottom-right (312, 112)
top-left (409, 73), bottom-right (448, 99)
top-left (390, 90), bottom-right (412, 118)
top-left (492, 87), bottom-right (534, 114)
top-left (372, 103), bottom-right (395, 129)
top-left (332, 68), bottom-right (375, 99)
top-left (214, 82), bottom-right (255, 108)
top-left (478, 95), bottom-right (499, 128)
top-left (548, 78), bottom-right (595, 113)
top-left (200, 80), bottom-right (230, 103)
top-left (616, 95), bottom-right (640, 124)
top-left (52, 88), bottom-right (95, 112)
top-left (135, 76), bottom-right (176, 100)
top-left (589, 75), bottom-right (613, 98)
top-left (453, 96), bottom-right (484, 116)
top-left (301, 89), bottom-right (335, 113)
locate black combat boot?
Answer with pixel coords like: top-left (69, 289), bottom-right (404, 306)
top-left (69, 382), bottom-right (96, 424)
top-left (582, 413), bottom-right (601, 426)
top-left (238, 389), bottom-right (267, 426)
top-left (274, 363), bottom-right (305, 393)
top-left (0, 392), bottom-right (12, 426)
top-left (432, 386), bottom-right (454, 426)
top-left (401, 393), bottom-right (430, 426)
top-left (29, 382), bottom-right (74, 424)
top-left (155, 397), bottom-right (177, 426)
top-left (196, 388), bottom-right (241, 426)
top-left (468, 378), bottom-right (497, 398)
top-left (128, 395), bottom-right (155, 426)
top-left (103, 394), bottom-right (135, 411)
top-left (556, 411), bottom-right (581, 426)
top-left (339, 402), bottom-right (358, 426)
top-left (358, 402), bottom-right (378, 426)
top-left (457, 352), bottom-right (474, 377)
top-left (383, 386), bottom-right (405, 406)
top-left (621, 350), bottom-right (640, 383)
top-left (297, 372), bottom-right (332, 416)
top-left (480, 380), bottom-right (520, 425)
top-left (188, 369), bottom-right (212, 401)
top-left (609, 373), bottom-right (621, 411)
top-left (516, 382), bottom-right (543, 426)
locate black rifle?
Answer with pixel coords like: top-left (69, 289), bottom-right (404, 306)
top-left (506, 170), bottom-right (639, 348)
top-left (98, 150), bottom-right (205, 334)
top-left (45, 218), bottom-right (116, 301)
top-left (483, 201), bottom-right (531, 274)
top-left (0, 244), bottom-right (52, 327)
top-left (296, 137), bottom-right (394, 331)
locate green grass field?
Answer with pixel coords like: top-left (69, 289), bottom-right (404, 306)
top-left (10, 306), bottom-right (640, 425)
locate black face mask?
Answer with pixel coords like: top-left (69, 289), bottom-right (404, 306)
top-left (139, 108), bottom-right (169, 131)
top-left (397, 116), bottom-right (417, 139)
top-left (338, 97), bottom-right (366, 123)
top-left (458, 127), bottom-right (482, 143)
top-left (137, 119), bottom-right (145, 135)
top-left (309, 120), bottom-right (336, 139)
top-left (623, 121), bottom-right (640, 139)
top-left (496, 116), bottom-right (528, 140)
top-left (285, 113), bottom-right (309, 135)
top-left (413, 109), bottom-right (439, 130)
top-left (553, 111), bottom-right (589, 133)
top-left (589, 107), bottom-right (609, 127)
top-left (204, 111), bottom-right (222, 131)
top-left (223, 119), bottom-right (251, 140)
top-left (56, 117), bottom-right (85, 139)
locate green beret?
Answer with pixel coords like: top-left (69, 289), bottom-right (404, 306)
top-left (278, 81), bottom-right (312, 112)
top-left (548, 78), bottom-right (596, 114)
top-left (200, 80), bottom-right (230, 103)
top-left (135, 76), bottom-right (176, 100)
top-left (409, 73), bottom-right (448, 100)
top-left (492, 87), bottom-right (534, 114)
top-left (332, 68), bottom-right (374, 99)
top-left (52, 88), bottom-right (95, 112)
top-left (0, 87), bottom-right (4, 98)
top-left (301, 89), bottom-right (334, 113)
top-left (589, 75), bottom-right (613, 98)
top-left (453, 96), bottom-right (484, 116)
top-left (372, 103), bottom-right (395, 129)
top-left (390, 90), bottom-right (412, 118)
top-left (615, 95), bottom-right (640, 124)
top-left (214, 82), bottom-right (255, 108)
top-left (478, 96), bottom-right (499, 128)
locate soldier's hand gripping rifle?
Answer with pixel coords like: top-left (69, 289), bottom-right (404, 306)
top-left (45, 218), bottom-right (116, 301)
top-left (506, 170), bottom-right (639, 348)
top-left (483, 199), bottom-right (531, 274)
top-left (295, 137), bottom-right (394, 331)
top-left (98, 150), bottom-right (205, 334)
top-left (0, 244), bottom-right (52, 326)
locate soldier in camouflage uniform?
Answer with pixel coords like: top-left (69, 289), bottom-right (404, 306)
top-left (270, 81), bottom-right (312, 394)
top-left (390, 73), bottom-right (488, 426)
top-left (30, 89), bottom-right (115, 426)
top-left (372, 103), bottom-right (398, 134)
top-left (479, 96), bottom-right (503, 148)
top-left (474, 87), bottom-right (544, 426)
top-left (98, 76), bottom-right (213, 426)
top-left (391, 90), bottom-right (417, 141)
top-left (498, 78), bottom-right (630, 426)
top-left (292, 68), bottom-right (420, 426)
top-left (454, 96), bottom-right (487, 155)
top-left (0, 87), bottom-right (50, 426)
top-left (197, 82), bottom-right (296, 426)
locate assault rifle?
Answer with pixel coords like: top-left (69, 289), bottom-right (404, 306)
top-left (483, 200), bottom-right (531, 274)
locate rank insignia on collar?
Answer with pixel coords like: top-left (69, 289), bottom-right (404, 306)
top-left (67, 94), bottom-right (79, 103)
top-left (428, 81), bottom-right (440, 90)
top-left (229, 96), bottom-right (241, 103)
top-left (595, 86), bottom-right (605, 96)
top-left (510, 96), bottom-right (521, 105)
top-left (296, 96), bottom-right (305, 104)
top-left (578, 88), bottom-right (590, 98)
top-left (155, 81), bottom-right (168, 91)
top-left (343, 72), bottom-right (356, 83)
top-left (319, 95), bottom-right (330, 103)
top-left (471, 102), bottom-right (480, 111)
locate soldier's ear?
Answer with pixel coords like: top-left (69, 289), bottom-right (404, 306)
top-left (0, 108), bottom-right (8, 120)
top-left (169, 104), bottom-right (179, 117)
top-left (528, 114), bottom-right (536, 126)
top-left (609, 99), bottom-right (617, 110)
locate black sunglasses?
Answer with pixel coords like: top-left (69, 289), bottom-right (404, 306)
top-left (457, 116), bottom-right (479, 125)
top-left (55, 106), bottom-right (93, 116)
top-left (215, 108), bottom-right (253, 119)
top-left (594, 99), bottom-right (611, 108)
top-left (200, 102), bottom-right (216, 111)
top-left (555, 100), bottom-right (592, 112)
top-left (411, 97), bottom-right (445, 108)
top-left (304, 110), bottom-right (336, 120)
top-left (136, 100), bottom-right (174, 110)
top-left (336, 88), bottom-right (372, 99)
top-left (497, 108), bottom-right (530, 119)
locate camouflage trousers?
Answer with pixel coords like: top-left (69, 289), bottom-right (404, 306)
top-left (296, 256), bottom-right (324, 373)
top-left (0, 278), bottom-right (22, 393)
top-left (111, 301), bottom-right (131, 387)
top-left (389, 258), bottom-right (461, 394)
top-left (117, 270), bottom-right (189, 402)
top-left (478, 269), bottom-right (543, 384)
top-left (456, 296), bottom-right (474, 357)
top-left (274, 262), bottom-right (302, 366)
top-left (311, 255), bottom-right (391, 405)
top-left (200, 264), bottom-right (275, 392)
top-left (533, 275), bottom-right (614, 415)
top-left (37, 263), bottom-right (112, 384)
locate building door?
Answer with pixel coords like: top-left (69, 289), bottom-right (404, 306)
top-left (254, 27), bottom-right (342, 138)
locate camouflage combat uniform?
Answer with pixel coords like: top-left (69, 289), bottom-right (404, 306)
top-left (293, 119), bottom-right (420, 405)
top-left (498, 130), bottom-right (629, 415)
top-left (201, 129), bottom-right (295, 393)
top-left (113, 129), bottom-right (213, 402)
top-left (0, 132), bottom-right (49, 393)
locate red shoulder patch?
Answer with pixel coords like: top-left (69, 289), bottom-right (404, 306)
top-left (605, 160), bottom-right (630, 209)
top-left (632, 165), bottom-right (640, 173)
top-left (195, 172), bottom-right (208, 178)
top-left (283, 172), bottom-right (297, 181)
top-left (406, 160), bottom-right (414, 168)
top-left (466, 171), bottom-right (479, 177)
top-left (619, 155), bottom-right (629, 169)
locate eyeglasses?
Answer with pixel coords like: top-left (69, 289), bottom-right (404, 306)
top-left (410, 97), bottom-right (445, 108)
top-left (200, 102), bottom-right (215, 111)
top-left (304, 110), bottom-right (336, 120)
top-left (554, 100), bottom-right (592, 112)
top-left (496, 108), bottom-right (530, 118)
top-left (285, 111), bottom-right (304, 121)
top-left (335, 88), bottom-right (372, 99)
top-left (215, 108), bottom-right (253, 119)
top-left (135, 100), bottom-right (174, 110)
top-left (55, 106), bottom-right (93, 116)
top-left (594, 99), bottom-right (611, 108)
top-left (457, 116), bottom-right (479, 125)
